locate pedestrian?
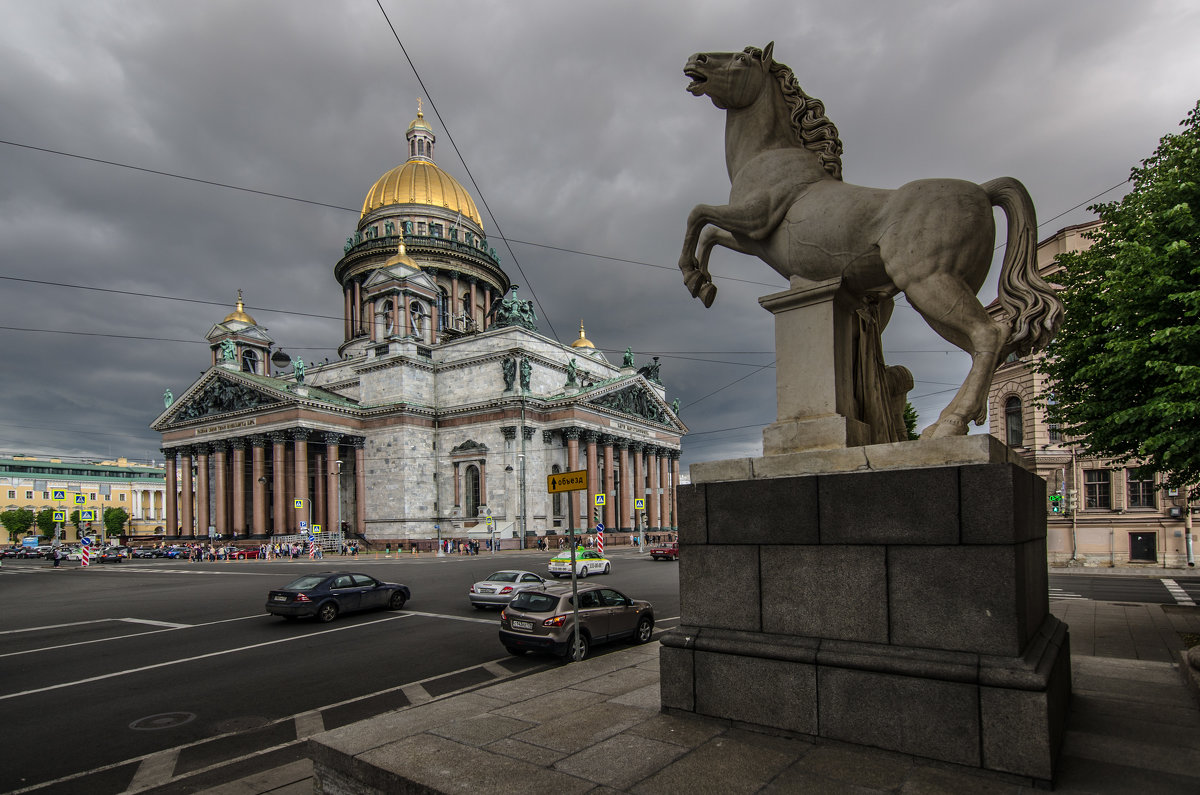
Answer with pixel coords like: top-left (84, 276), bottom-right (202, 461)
top-left (52, 547), bottom-right (61, 567)
top-left (385, 542), bottom-right (391, 557)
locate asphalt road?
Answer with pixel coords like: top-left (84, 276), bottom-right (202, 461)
top-left (0, 547), bottom-right (681, 793)
top-left (1049, 572), bottom-right (1200, 603)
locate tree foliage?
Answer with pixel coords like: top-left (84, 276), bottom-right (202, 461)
top-left (1040, 100), bottom-right (1200, 486)
top-left (103, 507), bottom-right (130, 536)
top-left (35, 508), bottom-right (57, 538)
top-left (903, 402), bottom-right (920, 441)
top-left (1, 509), bottom-right (35, 543)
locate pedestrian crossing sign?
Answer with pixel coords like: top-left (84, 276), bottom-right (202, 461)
top-left (53, 511), bottom-right (66, 523)
top-left (52, 490), bottom-right (66, 501)
top-left (594, 494), bottom-right (606, 506)
top-left (294, 499), bottom-right (305, 509)
top-left (80, 510), bottom-right (95, 521)
top-left (635, 498), bottom-right (645, 510)
top-left (74, 494), bottom-right (86, 505)
top-left (313, 524), bottom-right (322, 533)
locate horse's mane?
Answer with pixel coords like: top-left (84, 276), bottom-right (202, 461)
top-left (744, 46), bottom-right (843, 181)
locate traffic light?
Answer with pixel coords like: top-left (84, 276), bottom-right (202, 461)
top-left (593, 507), bottom-right (600, 525)
top-left (1066, 489), bottom-right (1078, 513)
top-left (1049, 493), bottom-right (1062, 514)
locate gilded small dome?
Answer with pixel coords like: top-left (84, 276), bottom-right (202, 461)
top-left (571, 320), bottom-right (595, 349)
top-left (223, 291), bottom-right (256, 325)
top-left (360, 160), bottom-right (482, 226)
top-left (385, 237), bottom-right (421, 270)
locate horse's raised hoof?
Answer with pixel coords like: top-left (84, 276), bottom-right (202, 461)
top-left (920, 417), bottom-right (968, 439)
top-left (682, 269), bottom-right (703, 297)
top-left (698, 282), bottom-right (717, 307)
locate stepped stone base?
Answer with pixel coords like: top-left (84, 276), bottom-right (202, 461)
top-left (660, 438), bottom-right (1071, 783)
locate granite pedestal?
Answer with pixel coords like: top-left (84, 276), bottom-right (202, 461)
top-left (660, 437), bottom-right (1071, 784)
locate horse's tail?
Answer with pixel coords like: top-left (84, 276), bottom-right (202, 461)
top-left (985, 177), bottom-right (1063, 356)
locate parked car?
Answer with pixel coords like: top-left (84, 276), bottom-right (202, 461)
top-left (97, 548), bottom-right (125, 563)
top-left (130, 548), bottom-right (157, 558)
top-left (228, 547), bottom-right (259, 560)
top-left (1, 547), bottom-right (21, 558)
top-left (266, 572), bottom-right (410, 623)
top-left (649, 541), bottom-right (679, 561)
top-left (499, 583), bottom-right (654, 661)
top-left (547, 548), bottom-right (611, 578)
top-left (469, 570), bottom-right (547, 609)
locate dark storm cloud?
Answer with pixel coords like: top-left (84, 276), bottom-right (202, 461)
top-left (1, 0), bottom-right (1196, 472)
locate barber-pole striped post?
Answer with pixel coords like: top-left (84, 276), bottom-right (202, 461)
top-left (80, 542), bottom-right (90, 568)
top-left (308, 536), bottom-right (317, 559)
top-left (596, 525), bottom-right (604, 556)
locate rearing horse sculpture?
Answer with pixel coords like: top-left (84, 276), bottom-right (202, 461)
top-left (679, 43), bottom-right (1062, 438)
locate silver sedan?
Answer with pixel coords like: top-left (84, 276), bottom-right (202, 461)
top-left (469, 570), bottom-right (548, 609)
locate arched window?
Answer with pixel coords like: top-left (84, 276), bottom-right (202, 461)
top-left (381, 299), bottom-right (395, 337)
top-left (464, 465), bottom-right (480, 518)
top-left (241, 349), bottom-right (259, 374)
top-left (551, 465), bottom-right (563, 518)
top-left (410, 301), bottom-right (424, 338)
top-left (1005, 396), bottom-right (1023, 448)
top-left (418, 139), bottom-right (425, 156)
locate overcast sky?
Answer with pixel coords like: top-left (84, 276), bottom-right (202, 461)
top-left (1, 0), bottom-right (1197, 474)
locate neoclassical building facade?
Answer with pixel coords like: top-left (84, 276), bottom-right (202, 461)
top-left (151, 108), bottom-right (685, 546)
top-left (987, 221), bottom-right (1194, 566)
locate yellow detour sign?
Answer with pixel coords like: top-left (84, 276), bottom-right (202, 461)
top-left (547, 469), bottom-right (587, 493)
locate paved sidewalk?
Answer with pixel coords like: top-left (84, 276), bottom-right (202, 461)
top-left (199, 599), bottom-right (1200, 795)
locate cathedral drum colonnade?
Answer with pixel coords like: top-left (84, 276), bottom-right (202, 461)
top-left (153, 104), bottom-right (685, 543)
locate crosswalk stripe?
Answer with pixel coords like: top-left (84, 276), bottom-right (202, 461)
top-left (1161, 578), bottom-right (1196, 606)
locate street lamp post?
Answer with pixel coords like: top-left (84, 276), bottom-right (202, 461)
top-left (335, 460), bottom-right (343, 549)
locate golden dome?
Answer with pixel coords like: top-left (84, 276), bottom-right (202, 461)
top-left (360, 159), bottom-right (482, 226)
top-left (571, 320), bottom-right (595, 349)
top-left (223, 291), bottom-right (256, 325)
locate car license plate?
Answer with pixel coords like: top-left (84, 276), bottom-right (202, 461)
top-left (272, 595), bottom-right (288, 602)
top-left (511, 620), bottom-right (533, 631)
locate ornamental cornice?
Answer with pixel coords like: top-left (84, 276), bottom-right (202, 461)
top-left (353, 356), bottom-right (436, 377)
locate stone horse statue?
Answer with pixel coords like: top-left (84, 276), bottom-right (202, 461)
top-left (678, 43), bottom-right (1062, 438)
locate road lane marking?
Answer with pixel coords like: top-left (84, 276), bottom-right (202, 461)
top-left (1162, 578), bottom-right (1196, 606)
top-left (120, 618), bottom-right (192, 629)
top-left (294, 710), bottom-right (325, 738)
top-left (126, 748), bottom-right (179, 792)
top-left (402, 683), bottom-right (433, 705)
top-left (0, 614), bottom-right (267, 660)
top-left (0, 619), bottom-right (117, 635)
top-left (0, 613), bottom-right (417, 702)
top-left (401, 609), bottom-right (500, 625)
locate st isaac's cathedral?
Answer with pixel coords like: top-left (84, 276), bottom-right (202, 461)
top-left (151, 107), bottom-right (685, 547)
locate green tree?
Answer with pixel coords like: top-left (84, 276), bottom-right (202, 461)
top-left (1, 509), bottom-right (35, 543)
top-left (1040, 100), bottom-right (1200, 486)
top-left (903, 402), bottom-right (920, 441)
top-left (35, 508), bottom-right (57, 539)
top-left (103, 507), bottom-right (130, 537)
top-left (69, 509), bottom-right (81, 530)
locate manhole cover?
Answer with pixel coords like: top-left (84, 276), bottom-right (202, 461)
top-left (130, 712), bottom-right (196, 731)
top-left (212, 716), bottom-right (270, 733)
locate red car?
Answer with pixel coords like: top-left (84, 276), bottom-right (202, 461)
top-left (229, 548), bottom-right (260, 560)
top-left (649, 541), bottom-right (679, 561)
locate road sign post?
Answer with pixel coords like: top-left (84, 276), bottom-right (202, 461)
top-left (547, 469), bottom-right (588, 661)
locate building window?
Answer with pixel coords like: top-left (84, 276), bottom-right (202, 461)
top-left (1005, 396), bottom-right (1023, 448)
top-left (1047, 423), bottom-right (1061, 443)
top-left (551, 465), bottom-right (563, 518)
top-left (6, 490), bottom-right (12, 499)
top-left (438, 288), bottom-right (450, 331)
top-left (42, 491), bottom-right (49, 500)
top-left (1127, 470), bottom-right (1155, 509)
top-left (464, 465), bottom-right (480, 519)
top-left (430, 223), bottom-right (442, 238)
top-left (90, 493), bottom-right (96, 501)
top-left (25, 491), bottom-right (32, 499)
top-left (119, 494), bottom-right (126, 502)
top-left (1084, 469), bottom-right (1111, 509)
top-left (241, 349), bottom-right (259, 374)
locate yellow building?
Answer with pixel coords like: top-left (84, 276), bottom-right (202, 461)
top-left (0, 455), bottom-right (167, 541)
top-left (987, 222), bottom-right (1196, 567)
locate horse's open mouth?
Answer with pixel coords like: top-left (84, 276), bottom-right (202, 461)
top-left (684, 67), bottom-right (707, 93)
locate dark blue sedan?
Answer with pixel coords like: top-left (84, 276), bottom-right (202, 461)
top-left (266, 572), bottom-right (411, 622)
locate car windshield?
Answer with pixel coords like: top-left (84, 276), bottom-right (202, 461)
top-left (509, 592), bottom-right (559, 613)
top-left (486, 572), bottom-right (519, 582)
top-left (282, 575), bottom-right (328, 590)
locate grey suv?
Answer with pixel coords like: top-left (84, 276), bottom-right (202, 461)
top-left (499, 583), bottom-right (654, 661)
